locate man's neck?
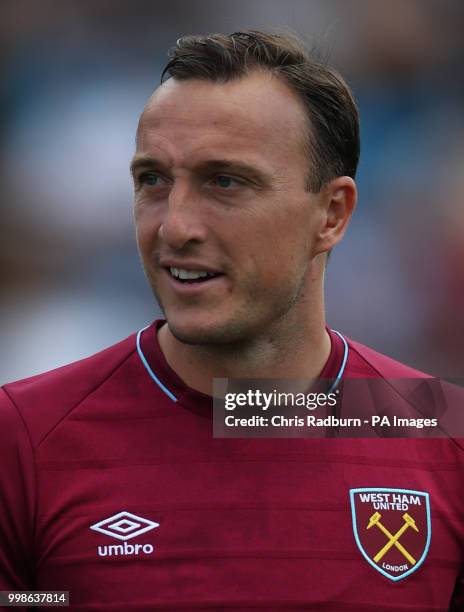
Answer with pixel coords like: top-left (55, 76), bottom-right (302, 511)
top-left (157, 317), bottom-right (331, 396)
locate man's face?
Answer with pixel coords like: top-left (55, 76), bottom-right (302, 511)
top-left (133, 71), bottom-right (328, 345)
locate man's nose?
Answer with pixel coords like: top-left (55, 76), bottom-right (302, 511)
top-left (158, 182), bottom-right (207, 249)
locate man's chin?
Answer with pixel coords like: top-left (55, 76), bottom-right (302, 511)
top-left (168, 325), bottom-right (209, 346)
top-left (166, 316), bottom-right (250, 347)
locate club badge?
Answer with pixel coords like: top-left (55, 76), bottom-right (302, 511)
top-left (349, 488), bottom-right (431, 581)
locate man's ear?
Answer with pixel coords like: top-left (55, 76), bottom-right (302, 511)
top-left (314, 176), bottom-right (357, 255)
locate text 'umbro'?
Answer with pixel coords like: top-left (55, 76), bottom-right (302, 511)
top-left (98, 542), bottom-right (154, 557)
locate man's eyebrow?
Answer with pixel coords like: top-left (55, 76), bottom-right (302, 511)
top-left (196, 159), bottom-right (271, 184)
top-left (130, 156), bottom-right (272, 185)
top-left (130, 156), bottom-right (165, 176)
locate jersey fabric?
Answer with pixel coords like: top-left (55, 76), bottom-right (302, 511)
top-left (0, 320), bottom-right (462, 611)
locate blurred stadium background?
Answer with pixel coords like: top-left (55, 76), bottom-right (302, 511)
top-left (1, 0), bottom-right (463, 384)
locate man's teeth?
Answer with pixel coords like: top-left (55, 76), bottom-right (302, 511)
top-left (169, 267), bottom-right (216, 280)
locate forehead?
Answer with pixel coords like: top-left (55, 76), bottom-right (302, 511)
top-left (135, 72), bottom-right (308, 170)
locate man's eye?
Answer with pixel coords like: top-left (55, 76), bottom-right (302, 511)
top-left (139, 172), bottom-right (162, 186)
top-left (214, 175), bottom-right (240, 189)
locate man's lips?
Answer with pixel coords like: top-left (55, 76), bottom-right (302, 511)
top-left (163, 267), bottom-right (226, 294)
top-left (159, 259), bottom-right (223, 276)
top-left (167, 266), bottom-right (220, 282)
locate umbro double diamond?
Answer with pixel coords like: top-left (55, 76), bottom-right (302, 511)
top-left (90, 511), bottom-right (159, 558)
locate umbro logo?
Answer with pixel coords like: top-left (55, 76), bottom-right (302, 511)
top-left (90, 511), bottom-right (159, 541)
top-left (90, 511), bottom-right (159, 558)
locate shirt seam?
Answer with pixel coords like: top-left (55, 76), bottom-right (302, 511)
top-left (36, 348), bottom-right (137, 450)
top-left (347, 343), bottom-right (464, 455)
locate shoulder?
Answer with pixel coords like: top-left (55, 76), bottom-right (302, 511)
top-left (342, 335), bottom-right (464, 453)
top-left (1, 332), bottom-right (138, 448)
top-left (343, 335), bottom-right (432, 379)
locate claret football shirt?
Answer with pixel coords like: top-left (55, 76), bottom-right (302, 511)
top-left (0, 320), bottom-right (463, 610)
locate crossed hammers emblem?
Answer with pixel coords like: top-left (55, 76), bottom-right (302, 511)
top-left (367, 511), bottom-right (418, 565)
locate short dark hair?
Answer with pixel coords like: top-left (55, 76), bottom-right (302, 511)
top-left (161, 30), bottom-right (360, 192)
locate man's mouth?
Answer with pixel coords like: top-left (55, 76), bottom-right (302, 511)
top-left (168, 267), bottom-right (222, 284)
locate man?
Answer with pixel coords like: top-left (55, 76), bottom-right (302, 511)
top-left (0, 31), bottom-right (462, 610)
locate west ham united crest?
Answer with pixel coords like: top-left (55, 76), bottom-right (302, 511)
top-left (349, 488), bottom-right (431, 581)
